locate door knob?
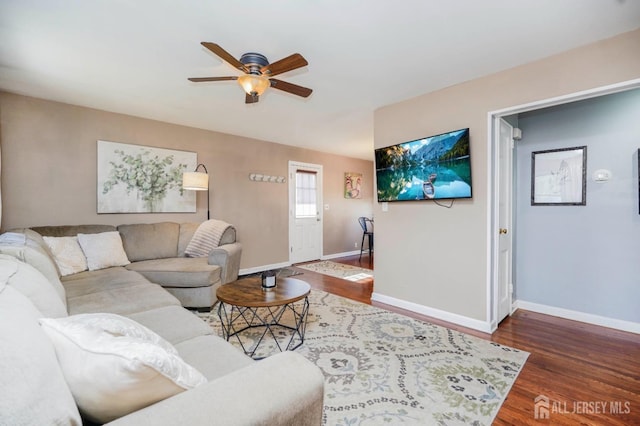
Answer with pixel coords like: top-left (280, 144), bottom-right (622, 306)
top-left (499, 228), bottom-right (508, 235)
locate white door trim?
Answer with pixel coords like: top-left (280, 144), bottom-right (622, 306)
top-left (486, 77), bottom-right (640, 333)
top-left (288, 161), bottom-right (323, 264)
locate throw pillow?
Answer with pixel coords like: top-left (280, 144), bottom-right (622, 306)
top-left (40, 313), bottom-right (208, 424)
top-left (43, 236), bottom-right (88, 276)
top-left (77, 232), bottom-right (130, 271)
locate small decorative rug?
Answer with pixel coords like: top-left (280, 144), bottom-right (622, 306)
top-left (240, 267), bottom-right (303, 279)
top-left (297, 260), bottom-right (374, 281)
top-left (276, 267), bottom-right (303, 278)
top-left (199, 290), bottom-right (528, 425)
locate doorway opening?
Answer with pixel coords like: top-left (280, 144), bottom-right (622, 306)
top-left (487, 78), bottom-right (640, 332)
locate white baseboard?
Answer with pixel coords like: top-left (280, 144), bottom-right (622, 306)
top-left (239, 261), bottom-right (291, 276)
top-left (515, 300), bottom-right (640, 334)
top-left (322, 250), bottom-right (361, 260)
top-left (371, 292), bottom-right (493, 333)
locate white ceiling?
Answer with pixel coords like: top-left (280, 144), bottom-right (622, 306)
top-left (1, 1), bottom-right (639, 160)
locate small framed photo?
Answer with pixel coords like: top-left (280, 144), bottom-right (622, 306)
top-left (531, 146), bottom-right (587, 206)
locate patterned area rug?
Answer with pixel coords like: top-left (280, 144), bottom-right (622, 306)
top-left (199, 290), bottom-right (528, 425)
top-left (297, 260), bottom-right (374, 281)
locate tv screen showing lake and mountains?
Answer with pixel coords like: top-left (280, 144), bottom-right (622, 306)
top-left (375, 128), bottom-right (472, 202)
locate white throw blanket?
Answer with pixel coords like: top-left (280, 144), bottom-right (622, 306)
top-left (184, 220), bottom-right (234, 258)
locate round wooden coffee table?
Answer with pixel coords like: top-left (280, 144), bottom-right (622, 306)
top-left (216, 276), bottom-right (310, 359)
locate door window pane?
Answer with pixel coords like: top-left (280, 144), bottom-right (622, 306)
top-left (296, 170), bottom-right (317, 217)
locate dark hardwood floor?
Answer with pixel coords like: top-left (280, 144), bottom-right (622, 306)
top-left (293, 253), bottom-right (640, 425)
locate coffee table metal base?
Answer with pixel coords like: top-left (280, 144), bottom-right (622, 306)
top-left (217, 296), bottom-right (309, 359)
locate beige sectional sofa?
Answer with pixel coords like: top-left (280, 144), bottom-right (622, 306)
top-left (32, 221), bottom-right (242, 309)
top-left (0, 224), bottom-right (325, 425)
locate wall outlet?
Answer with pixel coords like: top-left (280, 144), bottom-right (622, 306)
top-left (354, 242), bottom-right (358, 248)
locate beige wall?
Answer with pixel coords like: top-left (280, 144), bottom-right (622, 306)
top-left (0, 93), bottom-right (373, 269)
top-left (374, 29), bottom-right (640, 324)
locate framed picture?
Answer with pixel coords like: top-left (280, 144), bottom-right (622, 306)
top-left (97, 141), bottom-right (197, 213)
top-left (531, 146), bottom-right (587, 206)
top-left (344, 172), bottom-right (362, 199)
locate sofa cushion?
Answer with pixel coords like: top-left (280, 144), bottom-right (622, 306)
top-left (125, 257), bottom-right (221, 288)
top-left (178, 222), bottom-right (199, 257)
top-left (174, 334), bottom-right (253, 381)
top-left (32, 224), bottom-right (117, 237)
top-left (0, 255), bottom-right (67, 318)
top-left (43, 236), bottom-right (88, 276)
top-left (118, 222), bottom-right (180, 262)
top-left (40, 313), bottom-right (208, 424)
top-left (163, 284), bottom-right (219, 309)
top-left (66, 282), bottom-right (181, 316)
top-left (0, 283), bottom-right (81, 425)
top-left (61, 266), bottom-right (151, 298)
top-left (77, 231), bottom-right (130, 271)
top-left (127, 305), bottom-right (213, 345)
top-left (0, 230), bottom-right (67, 307)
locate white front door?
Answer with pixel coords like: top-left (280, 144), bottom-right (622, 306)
top-left (289, 161), bottom-right (323, 264)
top-left (496, 118), bottom-right (514, 322)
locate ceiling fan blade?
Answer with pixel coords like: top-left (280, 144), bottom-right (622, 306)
top-left (269, 79), bottom-right (312, 98)
top-left (188, 76), bottom-right (238, 82)
top-left (201, 42), bottom-right (247, 72)
top-left (263, 53), bottom-right (308, 77)
top-left (245, 93), bottom-right (259, 104)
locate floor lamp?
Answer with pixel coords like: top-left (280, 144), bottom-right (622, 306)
top-left (183, 163), bottom-right (210, 220)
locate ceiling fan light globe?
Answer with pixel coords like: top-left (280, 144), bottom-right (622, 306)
top-left (237, 74), bottom-right (269, 96)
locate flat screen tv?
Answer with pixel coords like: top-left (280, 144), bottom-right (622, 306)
top-left (375, 128), bottom-right (472, 202)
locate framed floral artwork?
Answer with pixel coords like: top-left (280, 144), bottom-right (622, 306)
top-left (97, 140), bottom-right (196, 213)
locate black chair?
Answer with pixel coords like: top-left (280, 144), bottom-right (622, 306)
top-left (358, 217), bottom-right (373, 261)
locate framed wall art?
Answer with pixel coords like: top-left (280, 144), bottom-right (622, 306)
top-left (344, 172), bottom-right (362, 199)
top-left (97, 140), bottom-right (196, 213)
top-left (531, 146), bottom-right (587, 206)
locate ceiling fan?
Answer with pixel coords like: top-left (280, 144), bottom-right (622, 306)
top-left (188, 42), bottom-right (312, 104)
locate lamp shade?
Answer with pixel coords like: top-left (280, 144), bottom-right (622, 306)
top-left (237, 74), bottom-right (270, 96)
top-left (182, 172), bottom-right (208, 191)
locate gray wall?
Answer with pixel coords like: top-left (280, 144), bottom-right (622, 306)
top-left (515, 89), bottom-right (640, 323)
top-left (0, 92), bottom-right (374, 270)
